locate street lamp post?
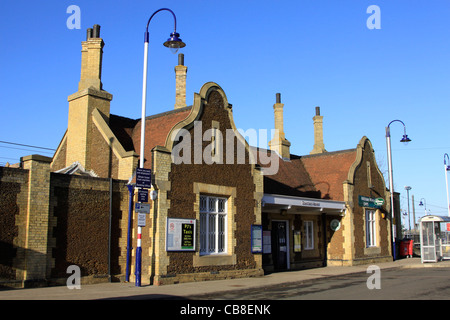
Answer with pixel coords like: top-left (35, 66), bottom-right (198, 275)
top-left (412, 194), bottom-right (417, 230)
top-left (444, 153), bottom-right (450, 217)
top-left (419, 198), bottom-right (428, 216)
top-left (136, 8), bottom-right (186, 287)
top-left (405, 186), bottom-right (412, 233)
top-left (386, 119), bottom-right (411, 260)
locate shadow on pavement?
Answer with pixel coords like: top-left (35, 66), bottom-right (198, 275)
top-left (99, 294), bottom-right (191, 300)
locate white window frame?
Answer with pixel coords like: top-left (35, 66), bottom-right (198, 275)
top-left (304, 221), bottom-right (314, 250)
top-left (199, 195), bottom-right (228, 255)
top-left (366, 209), bottom-right (377, 247)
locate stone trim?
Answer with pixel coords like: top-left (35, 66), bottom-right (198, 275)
top-left (21, 155), bottom-right (52, 284)
top-left (91, 108), bottom-right (138, 180)
top-left (192, 182), bottom-right (237, 267)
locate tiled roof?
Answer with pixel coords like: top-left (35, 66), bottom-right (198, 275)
top-left (110, 107), bottom-right (192, 169)
top-left (261, 148), bottom-right (357, 201)
top-left (300, 149), bottom-right (357, 200)
top-left (109, 106), bottom-right (357, 201)
top-left (263, 155), bottom-right (320, 198)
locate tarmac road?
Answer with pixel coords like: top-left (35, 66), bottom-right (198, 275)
top-left (184, 267), bottom-right (450, 300)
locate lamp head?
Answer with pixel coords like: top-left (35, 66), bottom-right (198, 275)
top-left (400, 134), bottom-right (411, 144)
top-left (164, 32), bottom-right (186, 54)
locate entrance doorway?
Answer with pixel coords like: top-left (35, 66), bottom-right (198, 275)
top-left (272, 221), bottom-right (289, 270)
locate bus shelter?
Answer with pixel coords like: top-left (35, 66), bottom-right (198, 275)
top-left (419, 215), bottom-right (450, 263)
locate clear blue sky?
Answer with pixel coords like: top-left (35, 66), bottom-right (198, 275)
top-left (1, 0), bottom-right (450, 225)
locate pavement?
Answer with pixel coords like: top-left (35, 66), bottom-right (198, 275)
top-left (1, 257), bottom-right (450, 300)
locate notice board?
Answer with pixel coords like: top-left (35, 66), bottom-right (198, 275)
top-left (166, 218), bottom-right (196, 251)
top-left (251, 225), bottom-right (263, 253)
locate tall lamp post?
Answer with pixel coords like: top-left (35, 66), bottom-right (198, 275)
top-left (419, 198), bottom-right (428, 216)
top-left (405, 186), bottom-right (412, 234)
top-left (386, 119), bottom-right (411, 260)
top-left (444, 153), bottom-right (450, 217)
top-left (136, 8), bottom-right (186, 287)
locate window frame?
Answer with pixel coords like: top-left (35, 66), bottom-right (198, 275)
top-left (304, 220), bottom-right (314, 250)
top-left (366, 209), bottom-right (377, 248)
top-left (199, 195), bottom-right (228, 255)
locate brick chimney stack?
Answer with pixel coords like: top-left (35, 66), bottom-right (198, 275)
top-left (66, 25), bottom-right (113, 170)
top-left (79, 24), bottom-right (104, 91)
top-left (269, 93), bottom-right (291, 160)
top-left (310, 106), bottom-right (327, 154)
top-left (174, 53), bottom-right (187, 109)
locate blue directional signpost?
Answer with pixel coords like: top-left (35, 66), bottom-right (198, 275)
top-left (135, 167), bottom-right (152, 286)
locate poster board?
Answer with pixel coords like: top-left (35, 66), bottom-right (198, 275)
top-left (293, 230), bottom-right (302, 252)
top-left (137, 213), bottom-right (146, 227)
top-left (166, 218), bottom-right (196, 251)
top-left (251, 225), bottom-right (263, 253)
top-left (263, 231), bottom-right (271, 254)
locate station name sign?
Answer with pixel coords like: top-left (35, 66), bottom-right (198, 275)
top-left (300, 200), bottom-right (321, 207)
top-left (358, 195), bottom-right (385, 208)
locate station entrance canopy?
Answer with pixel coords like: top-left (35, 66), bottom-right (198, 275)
top-left (262, 193), bottom-right (346, 215)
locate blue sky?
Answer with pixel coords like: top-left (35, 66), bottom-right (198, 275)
top-left (1, 0), bottom-right (450, 225)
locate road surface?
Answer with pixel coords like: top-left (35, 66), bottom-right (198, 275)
top-left (185, 267), bottom-right (450, 300)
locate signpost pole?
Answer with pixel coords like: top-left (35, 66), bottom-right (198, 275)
top-left (125, 184), bottom-right (134, 282)
top-left (135, 224), bottom-right (142, 287)
top-left (134, 169), bottom-right (152, 287)
top-left (135, 7), bottom-right (185, 287)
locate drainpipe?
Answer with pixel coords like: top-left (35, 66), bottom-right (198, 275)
top-left (108, 178), bottom-right (113, 282)
top-left (126, 184), bottom-right (135, 282)
top-left (322, 212), bottom-right (327, 267)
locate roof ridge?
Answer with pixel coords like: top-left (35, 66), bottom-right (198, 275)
top-left (250, 145), bottom-right (356, 160)
top-left (145, 106), bottom-right (192, 121)
top-left (299, 148), bottom-right (357, 159)
top-left (110, 106), bottom-right (192, 122)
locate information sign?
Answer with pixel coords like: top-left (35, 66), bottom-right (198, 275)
top-left (263, 231), bottom-right (271, 254)
top-left (293, 230), bottom-right (302, 252)
top-left (358, 195), bottom-right (384, 208)
top-left (135, 203), bottom-right (150, 214)
top-left (138, 189), bottom-right (148, 203)
top-left (136, 168), bottom-right (152, 189)
top-left (137, 213), bottom-right (146, 227)
top-left (251, 225), bottom-right (263, 253)
top-left (166, 218), bottom-right (196, 251)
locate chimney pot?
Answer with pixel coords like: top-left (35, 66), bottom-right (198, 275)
top-left (315, 106), bottom-right (320, 116)
top-left (269, 93), bottom-right (290, 160)
top-left (178, 53), bottom-right (184, 66)
top-left (86, 28), bottom-right (93, 40)
top-left (93, 24), bottom-right (101, 38)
